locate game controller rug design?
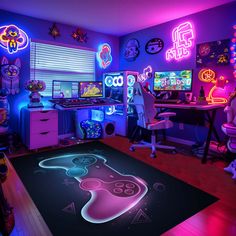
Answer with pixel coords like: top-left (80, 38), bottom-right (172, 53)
top-left (39, 154), bottom-right (148, 223)
top-left (10, 142), bottom-right (218, 236)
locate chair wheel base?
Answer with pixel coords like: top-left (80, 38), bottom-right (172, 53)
top-left (150, 153), bottom-right (156, 158)
top-left (130, 147), bottom-right (135, 152)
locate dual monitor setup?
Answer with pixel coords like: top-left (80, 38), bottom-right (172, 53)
top-left (52, 81), bottom-right (103, 99)
top-left (52, 69), bottom-right (193, 103)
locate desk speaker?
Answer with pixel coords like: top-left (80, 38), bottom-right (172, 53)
top-left (101, 120), bottom-right (116, 138)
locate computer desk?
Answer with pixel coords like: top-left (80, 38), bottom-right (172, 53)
top-left (154, 103), bottom-right (225, 164)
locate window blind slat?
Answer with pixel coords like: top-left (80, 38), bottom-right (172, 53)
top-left (30, 41), bottom-right (95, 96)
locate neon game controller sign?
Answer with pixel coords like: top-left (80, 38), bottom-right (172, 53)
top-left (97, 43), bottom-right (112, 69)
top-left (166, 22), bottom-right (194, 61)
top-left (0, 24), bottom-right (29, 54)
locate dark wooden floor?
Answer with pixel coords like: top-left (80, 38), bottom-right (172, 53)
top-left (2, 136), bottom-right (236, 236)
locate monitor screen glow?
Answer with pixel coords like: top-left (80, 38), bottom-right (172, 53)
top-left (79, 81), bottom-right (103, 98)
top-left (154, 70), bottom-right (192, 91)
top-left (52, 80), bottom-right (79, 99)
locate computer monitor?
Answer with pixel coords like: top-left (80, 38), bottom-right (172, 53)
top-left (79, 81), bottom-right (103, 98)
top-left (153, 70), bottom-right (192, 91)
top-left (52, 80), bottom-right (79, 99)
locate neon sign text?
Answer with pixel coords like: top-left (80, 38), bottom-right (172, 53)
top-left (137, 65), bottom-right (152, 83)
top-left (166, 22), bottom-right (194, 61)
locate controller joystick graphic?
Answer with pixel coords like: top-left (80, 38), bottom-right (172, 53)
top-left (39, 154), bottom-right (148, 223)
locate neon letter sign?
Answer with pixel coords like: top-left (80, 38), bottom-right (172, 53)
top-left (97, 43), bottom-right (112, 69)
top-left (137, 65), bottom-right (152, 83)
top-left (166, 22), bottom-right (194, 61)
top-left (0, 24), bottom-right (29, 54)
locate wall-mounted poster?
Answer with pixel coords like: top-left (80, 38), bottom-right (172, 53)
top-left (196, 39), bottom-right (230, 67)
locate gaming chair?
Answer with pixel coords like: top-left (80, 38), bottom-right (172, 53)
top-left (222, 94), bottom-right (236, 153)
top-left (130, 82), bottom-right (176, 158)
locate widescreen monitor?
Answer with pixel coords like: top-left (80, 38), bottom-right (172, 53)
top-left (79, 81), bottom-right (103, 98)
top-left (52, 80), bottom-right (79, 99)
top-left (153, 70), bottom-right (192, 91)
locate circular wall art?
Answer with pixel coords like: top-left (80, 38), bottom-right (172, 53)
top-left (145, 38), bottom-right (164, 54)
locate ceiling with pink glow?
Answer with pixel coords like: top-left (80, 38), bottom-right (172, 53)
top-left (0, 0), bottom-right (235, 36)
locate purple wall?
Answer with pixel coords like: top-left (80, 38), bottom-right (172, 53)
top-left (0, 9), bottom-right (119, 134)
top-left (119, 1), bottom-right (236, 143)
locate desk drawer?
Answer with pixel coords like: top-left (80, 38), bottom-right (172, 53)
top-left (30, 118), bottom-right (58, 135)
top-left (29, 131), bottom-right (58, 149)
top-left (30, 110), bottom-right (58, 121)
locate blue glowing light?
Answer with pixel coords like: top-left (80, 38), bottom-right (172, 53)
top-left (0, 24), bottom-right (29, 54)
top-left (97, 43), bottom-right (112, 69)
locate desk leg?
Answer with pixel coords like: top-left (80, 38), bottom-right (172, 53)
top-left (202, 109), bottom-right (217, 164)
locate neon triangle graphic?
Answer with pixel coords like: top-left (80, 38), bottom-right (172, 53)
top-left (62, 202), bottom-right (76, 215)
top-left (131, 209), bottom-right (151, 224)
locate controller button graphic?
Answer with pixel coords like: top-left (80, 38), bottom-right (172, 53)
top-left (72, 156), bottom-right (97, 166)
top-left (126, 183), bottom-right (135, 189)
top-left (80, 179), bottom-right (102, 190)
top-left (124, 189), bottom-right (135, 195)
top-left (66, 167), bottom-right (86, 177)
top-left (113, 188), bottom-right (123, 194)
top-left (115, 182), bottom-right (124, 188)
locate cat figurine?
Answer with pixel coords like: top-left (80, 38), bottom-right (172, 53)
top-left (0, 56), bottom-right (21, 95)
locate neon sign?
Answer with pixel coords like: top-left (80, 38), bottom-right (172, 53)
top-left (198, 69), bottom-right (228, 104)
top-left (137, 65), bottom-right (152, 83)
top-left (166, 22), bottom-right (194, 61)
top-left (0, 24), bottom-right (29, 54)
top-left (97, 43), bottom-right (112, 69)
top-left (230, 24), bottom-right (236, 78)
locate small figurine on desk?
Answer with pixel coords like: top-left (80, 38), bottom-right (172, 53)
top-left (24, 80), bottom-right (46, 108)
top-left (197, 86), bottom-right (208, 105)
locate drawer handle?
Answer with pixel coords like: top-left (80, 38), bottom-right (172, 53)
top-left (40, 131), bottom-right (49, 135)
top-left (40, 111), bottom-right (50, 113)
top-left (40, 119), bottom-right (49, 122)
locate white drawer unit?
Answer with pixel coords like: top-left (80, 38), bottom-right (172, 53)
top-left (21, 107), bottom-right (59, 150)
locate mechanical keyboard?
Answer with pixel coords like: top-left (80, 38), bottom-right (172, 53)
top-left (155, 99), bottom-right (182, 104)
top-left (49, 98), bottom-right (122, 108)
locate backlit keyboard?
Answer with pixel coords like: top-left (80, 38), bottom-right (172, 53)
top-left (155, 99), bottom-right (181, 104)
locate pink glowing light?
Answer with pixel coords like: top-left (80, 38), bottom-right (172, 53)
top-left (166, 21), bottom-right (194, 61)
top-left (137, 65), bottom-right (153, 83)
top-left (231, 25), bottom-right (236, 78)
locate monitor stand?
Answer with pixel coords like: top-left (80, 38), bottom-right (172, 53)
top-left (169, 91), bottom-right (179, 99)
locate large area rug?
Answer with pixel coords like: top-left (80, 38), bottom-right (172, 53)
top-left (11, 141), bottom-right (218, 236)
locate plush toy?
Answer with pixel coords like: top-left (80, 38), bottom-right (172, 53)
top-left (24, 79), bottom-right (46, 108)
top-left (0, 56), bottom-right (21, 95)
top-left (224, 159), bottom-right (236, 180)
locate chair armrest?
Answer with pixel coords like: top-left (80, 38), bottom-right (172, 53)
top-left (224, 106), bottom-right (231, 113)
top-left (157, 112), bottom-right (176, 118)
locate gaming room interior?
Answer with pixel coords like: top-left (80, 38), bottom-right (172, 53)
top-left (0, 0), bottom-right (236, 235)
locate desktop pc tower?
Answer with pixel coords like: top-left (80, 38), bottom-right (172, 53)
top-left (103, 71), bottom-right (138, 136)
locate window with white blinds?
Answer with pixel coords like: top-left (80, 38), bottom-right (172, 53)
top-left (30, 40), bottom-right (95, 96)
